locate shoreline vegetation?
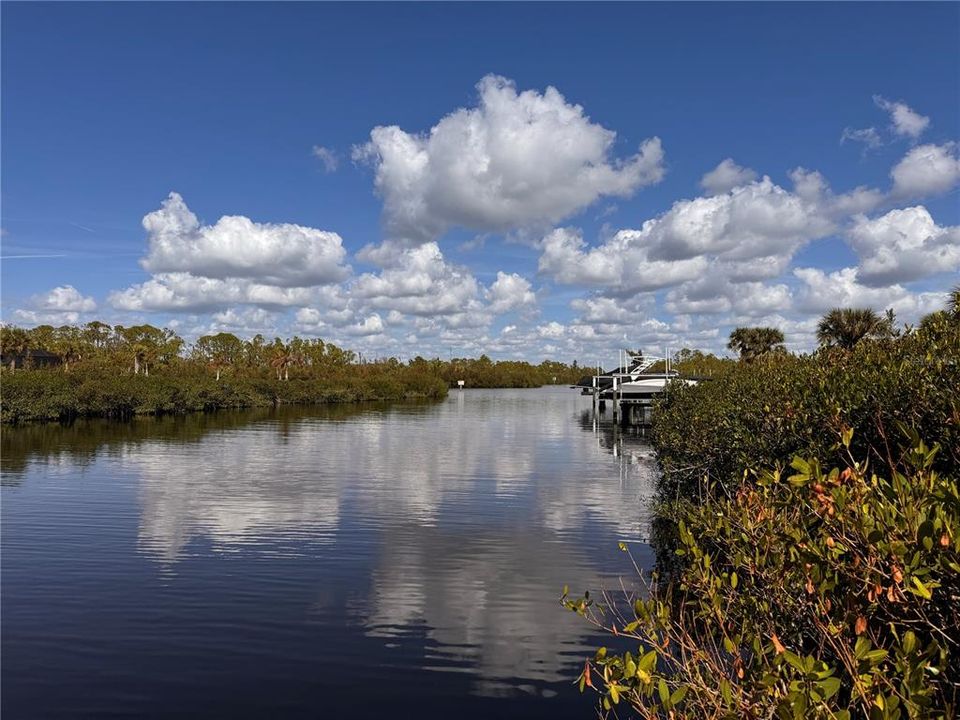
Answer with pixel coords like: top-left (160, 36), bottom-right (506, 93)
top-left (564, 297), bottom-right (960, 718)
top-left (0, 322), bottom-right (585, 424)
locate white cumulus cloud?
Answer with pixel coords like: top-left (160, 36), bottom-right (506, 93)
top-left (793, 266), bottom-right (945, 319)
top-left (33, 285), bottom-right (97, 312)
top-left (890, 143), bottom-right (960, 198)
top-left (12, 285), bottom-right (98, 326)
top-left (873, 96), bottom-right (930, 139)
top-left (699, 158), bottom-right (758, 196)
top-left (539, 178), bottom-right (833, 295)
top-left (352, 242), bottom-right (481, 316)
top-left (109, 273), bottom-right (317, 312)
top-left (344, 314), bottom-right (385, 336)
top-left (353, 74), bottom-right (665, 244)
top-left (485, 272), bottom-right (536, 314)
top-left (847, 206), bottom-right (960, 285)
top-left (141, 192), bottom-right (350, 287)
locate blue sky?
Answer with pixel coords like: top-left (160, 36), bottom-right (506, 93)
top-left (2, 2), bottom-right (958, 361)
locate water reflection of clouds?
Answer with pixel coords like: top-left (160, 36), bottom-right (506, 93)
top-left (132, 432), bottom-right (342, 563)
top-left (361, 524), bottom-right (607, 694)
top-left (127, 389), bottom-right (655, 692)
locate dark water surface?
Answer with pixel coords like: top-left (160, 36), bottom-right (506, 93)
top-left (2, 387), bottom-right (658, 719)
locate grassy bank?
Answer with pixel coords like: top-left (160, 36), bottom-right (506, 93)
top-left (564, 313), bottom-right (959, 719)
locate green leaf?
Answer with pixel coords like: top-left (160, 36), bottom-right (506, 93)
top-left (784, 651), bottom-right (806, 673)
top-left (638, 649), bottom-right (658, 672)
top-left (819, 676), bottom-right (841, 700)
top-left (720, 679), bottom-right (732, 705)
top-left (658, 678), bottom-right (670, 707)
top-left (910, 576), bottom-right (932, 599)
top-left (670, 685), bottom-right (688, 706)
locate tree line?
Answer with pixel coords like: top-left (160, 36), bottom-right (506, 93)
top-left (0, 321), bottom-right (589, 422)
top-left (0, 322), bottom-right (585, 383)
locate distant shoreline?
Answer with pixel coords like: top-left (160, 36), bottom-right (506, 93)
top-left (0, 368), bottom-right (584, 425)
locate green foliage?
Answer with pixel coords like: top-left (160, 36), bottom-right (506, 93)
top-left (1, 320), bottom-right (584, 422)
top-left (437, 355), bottom-right (584, 388)
top-left (564, 435), bottom-right (958, 719)
top-left (565, 313), bottom-right (960, 719)
top-left (727, 326), bottom-right (786, 362)
top-left (0, 364), bottom-right (449, 423)
top-left (670, 348), bottom-right (736, 377)
top-left (817, 308), bottom-right (896, 350)
top-left (655, 316), bottom-right (960, 499)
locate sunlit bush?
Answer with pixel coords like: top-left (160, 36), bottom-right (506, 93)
top-left (564, 433), bottom-right (958, 718)
top-left (653, 316), bottom-right (960, 498)
top-left (565, 315), bottom-right (959, 718)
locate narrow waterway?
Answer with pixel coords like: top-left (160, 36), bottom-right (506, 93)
top-left (2, 387), bottom-right (659, 719)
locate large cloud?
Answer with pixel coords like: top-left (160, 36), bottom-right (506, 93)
top-left (142, 192), bottom-right (350, 286)
top-left (110, 193), bottom-right (351, 313)
top-left (665, 277), bottom-right (791, 316)
top-left (484, 272), bottom-right (536, 314)
top-left (793, 266), bottom-right (945, 318)
top-left (352, 242), bottom-right (482, 317)
top-left (539, 177), bottom-right (833, 294)
top-left (848, 206), bottom-right (960, 286)
top-left (354, 74), bottom-right (665, 244)
top-left (890, 143), bottom-right (960, 198)
top-left (109, 273), bottom-right (317, 312)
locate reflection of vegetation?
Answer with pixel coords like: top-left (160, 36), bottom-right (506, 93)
top-left (0, 322), bottom-right (585, 423)
top-left (565, 308), bottom-right (960, 718)
top-left (1, 402), bottom-right (421, 476)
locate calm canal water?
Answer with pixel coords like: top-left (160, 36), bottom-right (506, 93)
top-left (2, 387), bottom-right (659, 719)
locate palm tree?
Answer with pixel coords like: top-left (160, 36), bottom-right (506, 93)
top-left (270, 346), bottom-right (293, 381)
top-left (727, 327), bottom-right (785, 362)
top-left (949, 285), bottom-right (960, 319)
top-left (816, 308), bottom-right (894, 350)
top-left (1, 326), bottom-right (30, 370)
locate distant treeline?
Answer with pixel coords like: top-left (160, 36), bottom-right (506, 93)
top-left (0, 322), bottom-right (585, 423)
